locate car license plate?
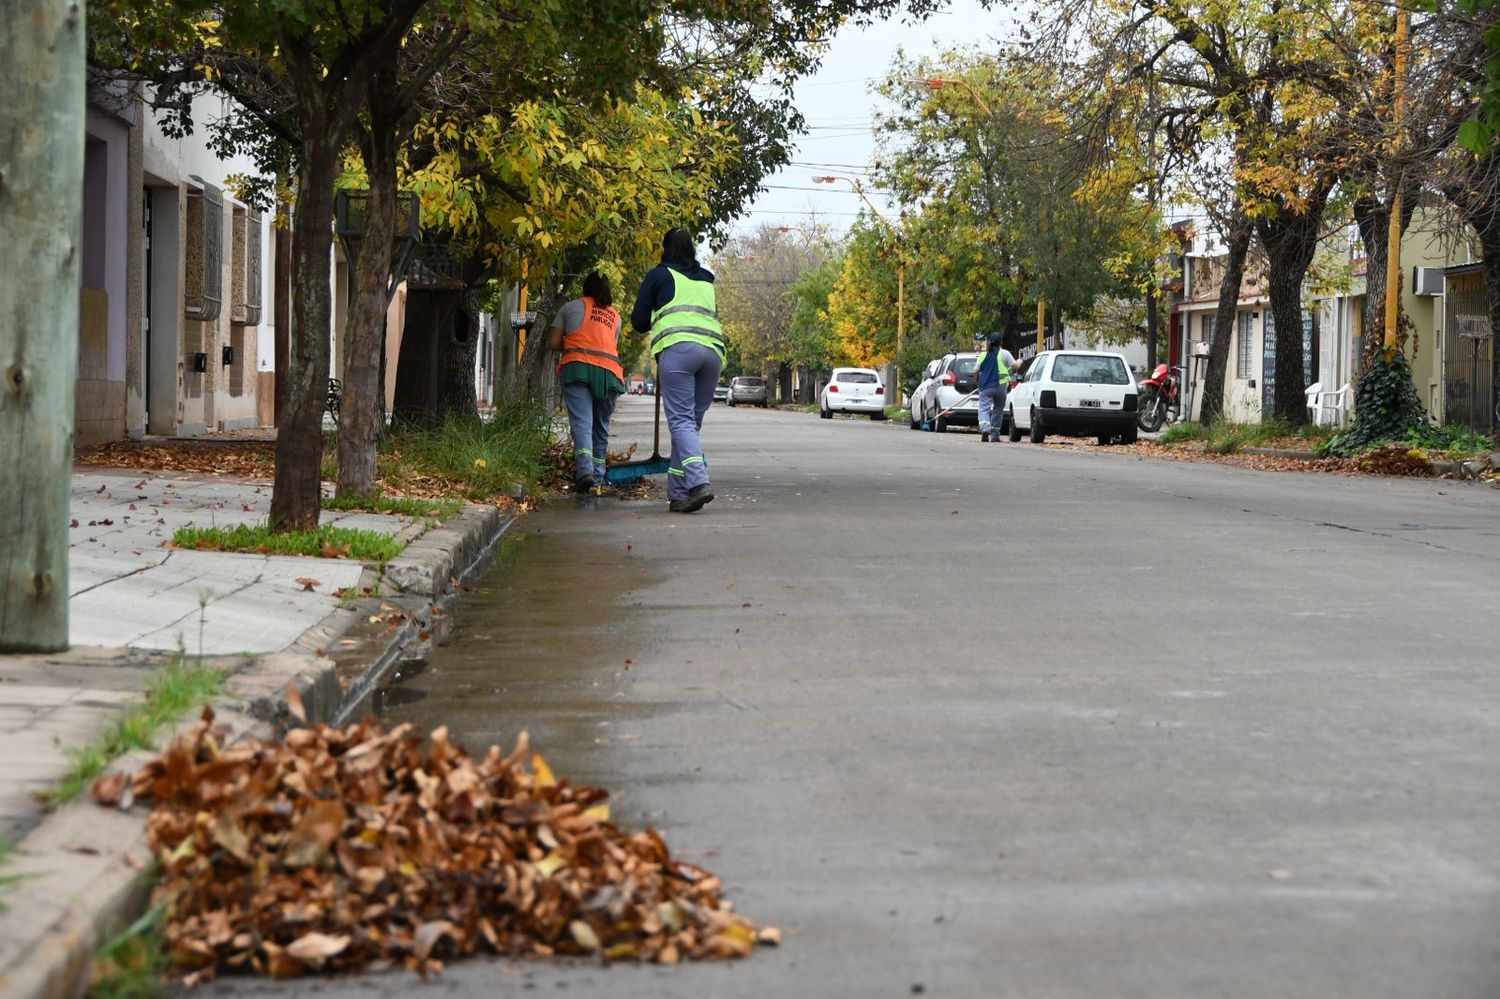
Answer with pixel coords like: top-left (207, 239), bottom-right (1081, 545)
top-left (1080, 399), bottom-right (1101, 408)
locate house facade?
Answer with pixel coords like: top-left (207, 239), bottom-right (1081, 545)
top-left (77, 84), bottom-right (276, 447)
top-left (1169, 210), bottom-right (1486, 430)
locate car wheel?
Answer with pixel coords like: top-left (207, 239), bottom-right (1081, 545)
top-left (871, 410), bottom-right (887, 421)
top-left (820, 404), bottom-right (832, 419)
top-left (1028, 408), bottom-right (1045, 444)
top-left (1121, 425), bottom-right (1139, 444)
top-left (934, 410), bottom-right (948, 432)
top-left (1097, 433), bottom-right (1111, 446)
top-left (1007, 407), bottom-right (1023, 442)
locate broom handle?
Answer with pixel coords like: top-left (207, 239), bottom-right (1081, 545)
top-left (652, 361), bottom-right (663, 457)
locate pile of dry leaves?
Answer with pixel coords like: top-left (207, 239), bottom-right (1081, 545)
top-left (94, 709), bottom-right (772, 983)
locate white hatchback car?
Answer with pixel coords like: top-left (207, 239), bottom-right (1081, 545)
top-left (1005, 349), bottom-right (1138, 444)
top-left (820, 367), bottom-right (888, 420)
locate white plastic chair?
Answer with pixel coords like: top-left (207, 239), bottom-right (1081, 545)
top-left (1315, 383), bottom-right (1352, 427)
top-left (1305, 382), bottom-right (1322, 424)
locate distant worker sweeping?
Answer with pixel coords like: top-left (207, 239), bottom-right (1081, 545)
top-left (976, 332), bottom-right (1017, 443)
top-left (549, 272), bottom-right (624, 492)
top-left (630, 228), bottom-right (724, 514)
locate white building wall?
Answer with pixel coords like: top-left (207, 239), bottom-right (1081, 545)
top-left (139, 91), bottom-right (272, 434)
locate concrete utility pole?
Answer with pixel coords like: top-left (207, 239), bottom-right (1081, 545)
top-left (0, 0), bottom-right (85, 652)
top-left (1383, 6), bottom-right (1410, 358)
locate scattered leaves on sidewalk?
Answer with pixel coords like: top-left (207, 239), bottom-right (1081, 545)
top-left (95, 709), bottom-right (771, 984)
top-left (78, 441), bottom-right (279, 479)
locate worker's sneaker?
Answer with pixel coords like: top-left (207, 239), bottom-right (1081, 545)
top-left (574, 474), bottom-right (596, 492)
top-left (980, 432), bottom-right (990, 442)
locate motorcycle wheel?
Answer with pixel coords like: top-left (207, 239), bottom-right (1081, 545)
top-left (1139, 395), bottom-right (1166, 433)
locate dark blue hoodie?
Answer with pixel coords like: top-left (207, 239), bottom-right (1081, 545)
top-left (630, 261), bottom-right (717, 334)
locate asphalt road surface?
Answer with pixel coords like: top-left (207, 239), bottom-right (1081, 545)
top-left (204, 397), bottom-right (1500, 998)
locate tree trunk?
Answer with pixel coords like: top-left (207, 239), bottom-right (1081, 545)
top-left (1257, 199), bottom-right (1327, 425)
top-left (0, 0), bottom-right (83, 652)
top-left (443, 301), bottom-right (479, 420)
top-left (1199, 213), bottom-right (1252, 426)
top-left (336, 76), bottom-right (400, 499)
top-left (271, 125), bottom-right (342, 531)
top-left (273, 192), bottom-right (292, 426)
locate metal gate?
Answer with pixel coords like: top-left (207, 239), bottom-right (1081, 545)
top-left (1261, 309), bottom-right (1316, 414)
top-left (1443, 270), bottom-right (1494, 434)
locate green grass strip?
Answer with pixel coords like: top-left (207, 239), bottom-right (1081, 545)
top-left (322, 494), bottom-right (462, 520)
top-left (0, 834), bottom-right (21, 913)
top-left (172, 522), bottom-right (405, 562)
top-left (45, 658), bottom-right (225, 806)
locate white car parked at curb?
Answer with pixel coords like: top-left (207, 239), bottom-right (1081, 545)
top-left (820, 367), bottom-right (887, 420)
top-left (1004, 349), bottom-right (1139, 444)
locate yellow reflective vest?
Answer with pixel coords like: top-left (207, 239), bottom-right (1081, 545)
top-left (650, 271), bottom-right (725, 358)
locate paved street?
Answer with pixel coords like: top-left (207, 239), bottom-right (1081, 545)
top-left (206, 396), bottom-right (1499, 998)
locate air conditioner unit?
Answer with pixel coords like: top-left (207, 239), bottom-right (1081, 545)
top-left (1412, 266), bottom-right (1444, 297)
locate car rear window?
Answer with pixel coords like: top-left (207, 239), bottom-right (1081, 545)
top-left (837, 371), bottom-right (878, 383)
top-left (739, 378), bottom-right (764, 386)
top-left (954, 358), bottom-right (978, 376)
top-left (1050, 355), bottom-right (1130, 385)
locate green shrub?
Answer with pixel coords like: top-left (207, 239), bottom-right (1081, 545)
top-left (1324, 352), bottom-right (1426, 456)
top-left (381, 405), bottom-right (551, 499)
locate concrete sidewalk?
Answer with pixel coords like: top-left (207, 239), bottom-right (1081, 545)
top-left (68, 469), bottom-right (406, 653)
top-left (0, 466), bottom-right (513, 997)
top-left (1, 469), bottom-right (420, 844)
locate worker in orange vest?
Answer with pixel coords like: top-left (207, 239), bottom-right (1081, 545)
top-left (549, 272), bottom-right (625, 491)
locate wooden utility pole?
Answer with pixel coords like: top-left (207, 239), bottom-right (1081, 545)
top-left (1036, 298), bottom-right (1046, 354)
top-left (0, 0), bottom-right (85, 652)
top-left (1383, 6), bottom-right (1410, 357)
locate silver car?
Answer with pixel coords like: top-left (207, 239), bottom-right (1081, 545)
top-left (727, 376), bottom-right (769, 407)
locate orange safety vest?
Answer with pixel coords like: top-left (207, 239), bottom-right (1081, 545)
top-left (556, 297), bottom-right (624, 381)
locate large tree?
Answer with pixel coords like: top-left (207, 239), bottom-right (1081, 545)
top-left (712, 224), bottom-right (830, 394)
top-left (92, 0), bottom-right (438, 528)
top-left (873, 52), bottom-right (1151, 359)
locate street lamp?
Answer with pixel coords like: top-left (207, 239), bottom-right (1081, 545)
top-left (907, 76), bottom-right (996, 118)
top-left (812, 175), bottom-right (905, 398)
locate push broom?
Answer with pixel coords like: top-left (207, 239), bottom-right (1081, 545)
top-left (605, 366), bottom-right (671, 484)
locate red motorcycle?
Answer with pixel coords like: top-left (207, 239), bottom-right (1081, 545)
top-left (1136, 363), bottom-right (1183, 432)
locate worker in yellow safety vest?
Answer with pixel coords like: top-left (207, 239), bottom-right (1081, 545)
top-left (629, 228), bottom-right (725, 513)
top-left (549, 272), bottom-right (625, 491)
top-left (975, 332), bottom-right (1018, 443)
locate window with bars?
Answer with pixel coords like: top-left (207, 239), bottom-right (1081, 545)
top-left (184, 178), bottom-right (222, 322)
top-left (231, 208), bottom-right (263, 326)
top-left (1237, 312), bottom-right (1254, 378)
top-left (1202, 314), bottom-right (1216, 344)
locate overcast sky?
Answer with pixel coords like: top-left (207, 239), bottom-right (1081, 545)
top-left (730, 0), bottom-right (1020, 240)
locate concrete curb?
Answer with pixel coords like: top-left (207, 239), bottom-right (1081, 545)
top-left (0, 503), bottom-right (518, 999)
